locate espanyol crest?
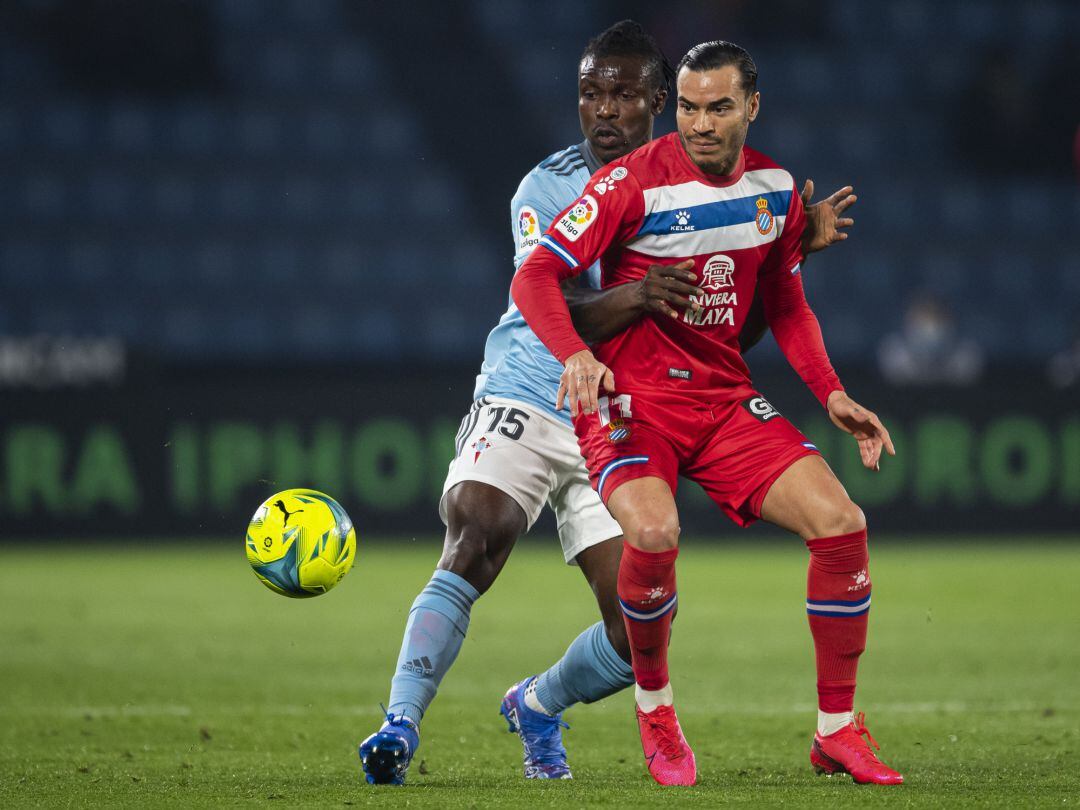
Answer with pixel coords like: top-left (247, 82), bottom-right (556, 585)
top-left (606, 418), bottom-right (631, 444)
top-left (755, 197), bottom-right (774, 235)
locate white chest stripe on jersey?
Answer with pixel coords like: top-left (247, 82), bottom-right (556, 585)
top-left (641, 169), bottom-right (793, 213)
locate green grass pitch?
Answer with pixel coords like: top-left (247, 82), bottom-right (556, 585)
top-left (2, 538), bottom-right (1078, 808)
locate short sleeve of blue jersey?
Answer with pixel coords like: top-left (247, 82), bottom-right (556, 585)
top-left (510, 166), bottom-right (601, 292)
top-left (472, 150), bottom-right (601, 419)
top-left (510, 169), bottom-right (578, 271)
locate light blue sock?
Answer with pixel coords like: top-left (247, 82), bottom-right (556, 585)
top-left (387, 569), bottom-right (480, 724)
top-left (533, 621), bottom-right (634, 714)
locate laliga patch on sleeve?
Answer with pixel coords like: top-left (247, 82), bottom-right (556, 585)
top-left (741, 395), bottom-right (781, 422)
top-left (555, 194), bottom-right (598, 242)
top-left (516, 205), bottom-right (541, 254)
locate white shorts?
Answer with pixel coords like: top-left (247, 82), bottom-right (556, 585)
top-left (439, 396), bottom-right (622, 564)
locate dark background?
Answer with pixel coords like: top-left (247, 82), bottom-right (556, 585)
top-left (1, 0), bottom-right (1077, 538)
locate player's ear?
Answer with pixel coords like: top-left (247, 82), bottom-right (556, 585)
top-left (652, 87), bottom-right (668, 115)
top-left (747, 91), bottom-right (761, 122)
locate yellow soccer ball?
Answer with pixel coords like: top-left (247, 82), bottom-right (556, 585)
top-left (245, 489), bottom-right (356, 598)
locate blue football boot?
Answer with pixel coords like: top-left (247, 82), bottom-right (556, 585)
top-left (499, 677), bottom-right (572, 779)
top-left (359, 711), bottom-right (419, 785)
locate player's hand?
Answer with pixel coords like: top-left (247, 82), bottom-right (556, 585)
top-left (826, 390), bottom-right (895, 471)
top-left (800, 180), bottom-right (856, 255)
top-left (557, 349), bottom-right (615, 417)
top-left (638, 260), bottom-right (703, 319)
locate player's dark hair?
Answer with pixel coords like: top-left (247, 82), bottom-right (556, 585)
top-left (580, 20), bottom-right (675, 94)
top-left (677, 40), bottom-right (758, 96)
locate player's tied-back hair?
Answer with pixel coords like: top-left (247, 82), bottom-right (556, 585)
top-left (677, 40), bottom-right (758, 96)
top-left (581, 19), bottom-right (676, 93)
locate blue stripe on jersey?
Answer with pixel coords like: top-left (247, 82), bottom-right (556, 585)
top-left (637, 189), bottom-right (792, 236)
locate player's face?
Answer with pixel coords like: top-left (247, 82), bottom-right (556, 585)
top-left (579, 55), bottom-right (667, 164)
top-left (675, 65), bottom-right (759, 176)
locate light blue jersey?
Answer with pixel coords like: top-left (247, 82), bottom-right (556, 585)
top-left (474, 141), bottom-right (604, 425)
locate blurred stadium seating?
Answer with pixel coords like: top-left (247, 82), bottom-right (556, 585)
top-left (0, 0), bottom-right (1077, 364)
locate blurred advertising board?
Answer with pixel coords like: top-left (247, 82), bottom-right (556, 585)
top-left (1, 363), bottom-right (1077, 538)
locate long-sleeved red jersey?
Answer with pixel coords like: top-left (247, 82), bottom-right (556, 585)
top-left (510, 132), bottom-right (843, 409)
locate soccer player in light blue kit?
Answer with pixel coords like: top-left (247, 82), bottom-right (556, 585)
top-left (359, 21), bottom-right (856, 785)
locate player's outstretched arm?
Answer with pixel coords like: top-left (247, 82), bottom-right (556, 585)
top-left (826, 390), bottom-right (896, 471)
top-left (564, 260), bottom-right (702, 344)
top-left (758, 181), bottom-right (850, 409)
top-left (800, 179), bottom-right (857, 257)
top-left (738, 181), bottom-right (856, 356)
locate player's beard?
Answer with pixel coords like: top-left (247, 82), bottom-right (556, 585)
top-left (679, 125), bottom-right (747, 177)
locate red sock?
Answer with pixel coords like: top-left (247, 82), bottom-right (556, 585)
top-left (618, 541), bottom-right (678, 691)
top-left (805, 529), bottom-right (871, 713)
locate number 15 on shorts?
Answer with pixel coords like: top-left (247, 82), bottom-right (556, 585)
top-left (485, 405), bottom-right (530, 440)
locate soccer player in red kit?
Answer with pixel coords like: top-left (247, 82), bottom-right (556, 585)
top-left (511, 41), bottom-right (903, 787)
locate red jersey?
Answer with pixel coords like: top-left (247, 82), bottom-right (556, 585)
top-left (511, 132), bottom-right (843, 408)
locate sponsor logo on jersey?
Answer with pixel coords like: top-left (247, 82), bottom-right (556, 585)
top-left (742, 396), bottom-right (781, 422)
top-left (516, 206), bottom-right (540, 253)
top-left (684, 254), bottom-right (738, 326)
top-left (684, 302), bottom-right (736, 326)
top-left (671, 209), bottom-right (695, 232)
top-left (755, 197), bottom-right (774, 235)
top-left (555, 194), bottom-right (597, 242)
top-left (593, 171), bottom-right (622, 195)
top-left (610, 167), bottom-right (628, 180)
top-left (701, 254), bottom-right (735, 289)
top-left (607, 417), bottom-right (631, 444)
top-left (668, 367), bottom-right (692, 380)
top-left (472, 435), bottom-right (493, 462)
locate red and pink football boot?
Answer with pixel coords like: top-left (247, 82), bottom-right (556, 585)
top-left (635, 704), bottom-right (697, 786)
top-left (810, 712), bottom-right (903, 785)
